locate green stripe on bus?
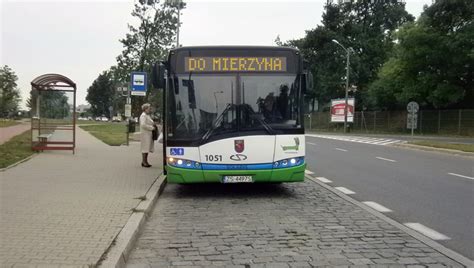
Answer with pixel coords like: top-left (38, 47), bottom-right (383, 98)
top-left (166, 164), bottom-right (306, 183)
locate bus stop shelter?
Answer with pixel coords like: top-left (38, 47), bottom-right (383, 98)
top-left (30, 74), bottom-right (76, 153)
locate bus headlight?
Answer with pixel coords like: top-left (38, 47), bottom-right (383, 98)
top-left (167, 157), bottom-right (202, 170)
top-left (273, 157), bottom-right (304, 169)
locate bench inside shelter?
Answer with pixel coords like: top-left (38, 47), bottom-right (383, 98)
top-left (37, 133), bottom-right (53, 145)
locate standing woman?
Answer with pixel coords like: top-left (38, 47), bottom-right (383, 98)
top-left (140, 103), bottom-right (155, 167)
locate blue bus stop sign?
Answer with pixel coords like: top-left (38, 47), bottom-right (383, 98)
top-left (131, 72), bottom-right (147, 96)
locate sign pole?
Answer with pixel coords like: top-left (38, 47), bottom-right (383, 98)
top-left (126, 89), bottom-right (131, 146)
top-left (128, 71), bottom-right (147, 146)
top-left (406, 101), bottom-right (419, 137)
top-left (343, 49), bottom-right (350, 133)
top-left (309, 113), bottom-right (312, 130)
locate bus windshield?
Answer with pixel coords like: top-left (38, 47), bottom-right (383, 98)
top-left (167, 73), bottom-right (301, 141)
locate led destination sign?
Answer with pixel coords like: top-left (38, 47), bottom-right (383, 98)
top-left (185, 57), bottom-right (287, 72)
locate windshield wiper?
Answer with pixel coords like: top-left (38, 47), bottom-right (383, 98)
top-left (241, 104), bottom-right (275, 135)
top-left (201, 103), bottom-right (233, 144)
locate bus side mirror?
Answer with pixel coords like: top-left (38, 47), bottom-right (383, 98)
top-left (302, 71), bottom-right (313, 94)
top-left (306, 72), bottom-right (314, 93)
top-left (152, 63), bottom-right (166, 89)
top-left (301, 74), bottom-right (307, 94)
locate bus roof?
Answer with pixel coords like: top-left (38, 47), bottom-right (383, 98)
top-left (170, 45), bottom-right (300, 54)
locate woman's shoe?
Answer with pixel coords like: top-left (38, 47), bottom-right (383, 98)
top-left (141, 163), bottom-right (152, 168)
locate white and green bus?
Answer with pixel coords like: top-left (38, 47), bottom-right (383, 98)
top-left (153, 46), bottom-right (311, 183)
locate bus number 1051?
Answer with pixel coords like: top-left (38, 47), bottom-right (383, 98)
top-left (205, 155), bottom-right (222, 162)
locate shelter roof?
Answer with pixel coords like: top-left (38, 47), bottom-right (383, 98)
top-left (31, 74), bottom-right (76, 90)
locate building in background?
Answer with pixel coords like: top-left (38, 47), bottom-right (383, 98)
top-left (76, 104), bottom-right (91, 114)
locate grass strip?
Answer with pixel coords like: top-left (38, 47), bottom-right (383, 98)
top-left (0, 120), bottom-right (20, 128)
top-left (409, 140), bottom-right (474, 153)
top-left (0, 130), bottom-right (35, 168)
top-left (80, 123), bottom-right (127, 146)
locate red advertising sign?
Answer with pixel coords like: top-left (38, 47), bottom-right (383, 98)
top-left (331, 99), bottom-right (355, 123)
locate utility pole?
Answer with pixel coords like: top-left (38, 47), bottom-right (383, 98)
top-left (332, 39), bottom-right (351, 133)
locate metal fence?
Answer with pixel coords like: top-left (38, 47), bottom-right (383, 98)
top-left (305, 109), bottom-right (474, 136)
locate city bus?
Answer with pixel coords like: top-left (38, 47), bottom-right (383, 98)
top-left (152, 46), bottom-right (311, 183)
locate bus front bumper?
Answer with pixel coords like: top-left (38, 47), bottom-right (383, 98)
top-left (166, 164), bottom-right (306, 183)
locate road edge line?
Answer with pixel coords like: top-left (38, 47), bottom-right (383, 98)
top-left (393, 143), bottom-right (474, 158)
top-left (98, 173), bottom-right (167, 268)
top-left (306, 175), bottom-right (473, 267)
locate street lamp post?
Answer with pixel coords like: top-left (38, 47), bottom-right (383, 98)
top-left (176, 3), bottom-right (181, 47)
top-left (332, 39), bottom-right (351, 133)
top-left (166, 0), bottom-right (183, 47)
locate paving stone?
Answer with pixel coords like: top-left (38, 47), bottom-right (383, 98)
top-left (263, 263), bottom-right (289, 268)
top-left (348, 258), bottom-right (374, 265)
top-left (125, 181), bottom-right (465, 267)
top-left (417, 256), bottom-right (437, 264)
top-left (398, 257), bottom-right (419, 264)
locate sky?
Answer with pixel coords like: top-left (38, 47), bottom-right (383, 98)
top-left (1, 0), bottom-right (433, 108)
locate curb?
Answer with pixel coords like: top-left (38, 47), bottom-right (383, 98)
top-left (306, 175), bottom-right (473, 267)
top-left (0, 153), bottom-right (38, 172)
top-left (98, 173), bottom-right (167, 268)
top-left (393, 143), bottom-right (474, 157)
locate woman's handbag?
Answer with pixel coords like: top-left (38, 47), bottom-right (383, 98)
top-left (152, 125), bottom-right (158, 141)
top-left (157, 132), bottom-right (163, 143)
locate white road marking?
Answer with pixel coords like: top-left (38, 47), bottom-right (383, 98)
top-left (362, 201), bottom-right (392, 212)
top-left (305, 170), bottom-right (314, 175)
top-left (379, 140), bottom-right (401, 145)
top-left (306, 134), bottom-right (403, 146)
top-left (376, 156), bottom-right (397, 162)
top-left (315, 177), bottom-right (332, 183)
top-left (307, 142), bottom-right (317, 146)
top-left (404, 223), bottom-right (450, 240)
top-left (335, 148), bottom-right (348, 152)
top-left (447, 172), bottom-right (474, 181)
top-left (335, 187), bottom-right (355, 194)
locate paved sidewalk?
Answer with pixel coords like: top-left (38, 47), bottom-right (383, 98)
top-left (0, 123), bottom-right (30, 145)
top-left (0, 127), bottom-right (162, 267)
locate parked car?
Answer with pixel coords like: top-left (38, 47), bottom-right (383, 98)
top-left (112, 116), bottom-right (122, 122)
top-left (101, 116), bottom-right (109, 122)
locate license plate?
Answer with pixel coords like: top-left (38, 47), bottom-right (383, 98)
top-left (223, 176), bottom-right (253, 183)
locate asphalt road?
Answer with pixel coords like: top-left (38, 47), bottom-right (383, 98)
top-left (305, 136), bottom-right (474, 260)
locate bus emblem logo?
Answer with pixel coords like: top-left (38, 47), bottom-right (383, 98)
top-left (230, 154), bottom-right (247, 161)
top-left (234, 140), bottom-right (245, 153)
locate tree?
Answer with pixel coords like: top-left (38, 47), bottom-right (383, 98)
top-left (86, 71), bottom-right (115, 117)
top-left (27, 89), bottom-right (70, 119)
top-left (115, 0), bottom-right (184, 116)
top-left (0, 65), bottom-right (21, 117)
top-left (369, 0), bottom-right (474, 109)
top-left (289, 1), bottom-right (414, 110)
